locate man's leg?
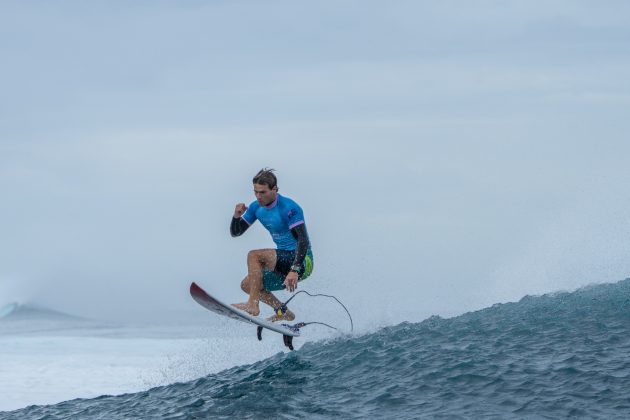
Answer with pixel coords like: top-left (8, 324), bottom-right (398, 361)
top-left (233, 249), bottom-right (276, 316)
top-left (240, 278), bottom-right (295, 321)
top-left (242, 277), bottom-right (295, 322)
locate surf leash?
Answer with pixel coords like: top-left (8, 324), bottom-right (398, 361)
top-left (274, 290), bottom-right (354, 333)
top-left (262, 291), bottom-right (354, 351)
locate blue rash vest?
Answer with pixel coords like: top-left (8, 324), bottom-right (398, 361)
top-left (241, 194), bottom-right (307, 251)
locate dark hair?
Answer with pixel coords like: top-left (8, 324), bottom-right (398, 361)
top-left (253, 168), bottom-right (277, 189)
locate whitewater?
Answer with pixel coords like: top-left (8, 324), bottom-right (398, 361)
top-left (2, 278), bottom-right (629, 419)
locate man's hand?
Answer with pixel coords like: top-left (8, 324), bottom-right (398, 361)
top-left (234, 203), bottom-right (248, 218)
top-left (284, 271), bottom-right (299, 292)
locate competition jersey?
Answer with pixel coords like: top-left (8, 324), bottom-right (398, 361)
top-left (241, 194), bottom-right (307, 251)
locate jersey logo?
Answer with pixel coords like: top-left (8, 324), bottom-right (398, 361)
top-left (288, 209), bottom-right (297, 219)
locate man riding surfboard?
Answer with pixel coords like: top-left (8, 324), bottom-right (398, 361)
top-left (230, 168), bottom-right (313, 321)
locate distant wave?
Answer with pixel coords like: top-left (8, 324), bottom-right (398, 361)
top-left (6, 279), bottom-right (630, 419)
top-left (0, 304), bottom-right (93, 337)
top-left (0, 303), bottom-right (18, 319)
top-left (0, 304), bottom-right (81, 322)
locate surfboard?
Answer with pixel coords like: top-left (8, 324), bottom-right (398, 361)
top-left (190, 282), bottom-right (300, 337)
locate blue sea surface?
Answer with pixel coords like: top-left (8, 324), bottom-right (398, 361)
top-left (4, 279), bottom-right (630, 419)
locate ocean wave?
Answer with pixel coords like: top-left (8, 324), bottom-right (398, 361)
top-left (6, 279), bottom-right (630, 419)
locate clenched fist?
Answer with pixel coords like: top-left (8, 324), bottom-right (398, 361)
top-left (233, 203), bottom-right (248, 218)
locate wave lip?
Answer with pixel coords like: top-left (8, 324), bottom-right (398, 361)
top-left (5, 278), bottom-right (630, 419)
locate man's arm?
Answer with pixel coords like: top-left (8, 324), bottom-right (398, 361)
top-left (290, 224), bottom-right (310, 269)
top-left (230, 203), bottom-right (250, 237)
top-left (230, 217), bottom-right (250, 237)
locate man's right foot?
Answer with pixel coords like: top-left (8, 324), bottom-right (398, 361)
top-left (266, 309), bottom-right (295, 322)
top-left (232, 302), bottom-right (260, 317)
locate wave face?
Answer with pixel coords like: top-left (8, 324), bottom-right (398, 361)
top-left (6, 279), bottom-right (630, 419)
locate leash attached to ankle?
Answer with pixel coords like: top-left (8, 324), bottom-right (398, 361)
top-left (274, 303), bottom-right (288, 317)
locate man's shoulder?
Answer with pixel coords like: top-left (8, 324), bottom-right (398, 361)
top-left (278, 195), bottom-right (302, 208)
top-left (248, 200), bottom-right (261, 211)
top-left (278, 195), bottom-right (305, 226)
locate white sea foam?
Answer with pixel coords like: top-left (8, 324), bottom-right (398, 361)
top-left (0, 317), bottom-right (295, 412)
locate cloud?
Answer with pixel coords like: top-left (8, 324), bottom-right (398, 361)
top-left (1, 1), bottom-right (629, 326)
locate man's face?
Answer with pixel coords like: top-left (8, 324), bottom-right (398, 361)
top-left (254, 183), bottom-right (277, 206)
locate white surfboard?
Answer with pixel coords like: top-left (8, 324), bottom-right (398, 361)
top-left (190, 282), bottom-right (299, 337)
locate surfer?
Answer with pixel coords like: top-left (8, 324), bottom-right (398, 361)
top-left (230, 168), bottom-right (313, 321)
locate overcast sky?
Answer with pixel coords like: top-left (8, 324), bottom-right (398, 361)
top-left (1, 1), bottom-right (630, 327)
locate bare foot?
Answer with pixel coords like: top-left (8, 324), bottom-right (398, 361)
top-left (266, 309), bottom-right (295, 322)
top-left (232, 302), bottom-right (260, 316)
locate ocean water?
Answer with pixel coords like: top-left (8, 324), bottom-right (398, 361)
top-left (3, 279), bottom-right (630, 419)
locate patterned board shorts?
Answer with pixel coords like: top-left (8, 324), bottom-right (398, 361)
top-left (263, 248), bottom-right (314, 291)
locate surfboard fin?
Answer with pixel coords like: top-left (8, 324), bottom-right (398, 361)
top-left (283, 334), bottom-right (294, 350)
top-left (257, 326), bottom-right (263, 341)
top-left (257, 324), bottom-right (300, 350)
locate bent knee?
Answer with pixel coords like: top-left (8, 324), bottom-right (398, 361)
top-left (240, 277), bottom-right (250, 293)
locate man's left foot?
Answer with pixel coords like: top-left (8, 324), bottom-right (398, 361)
top-left (266, 309), bottom-right (295, 322)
